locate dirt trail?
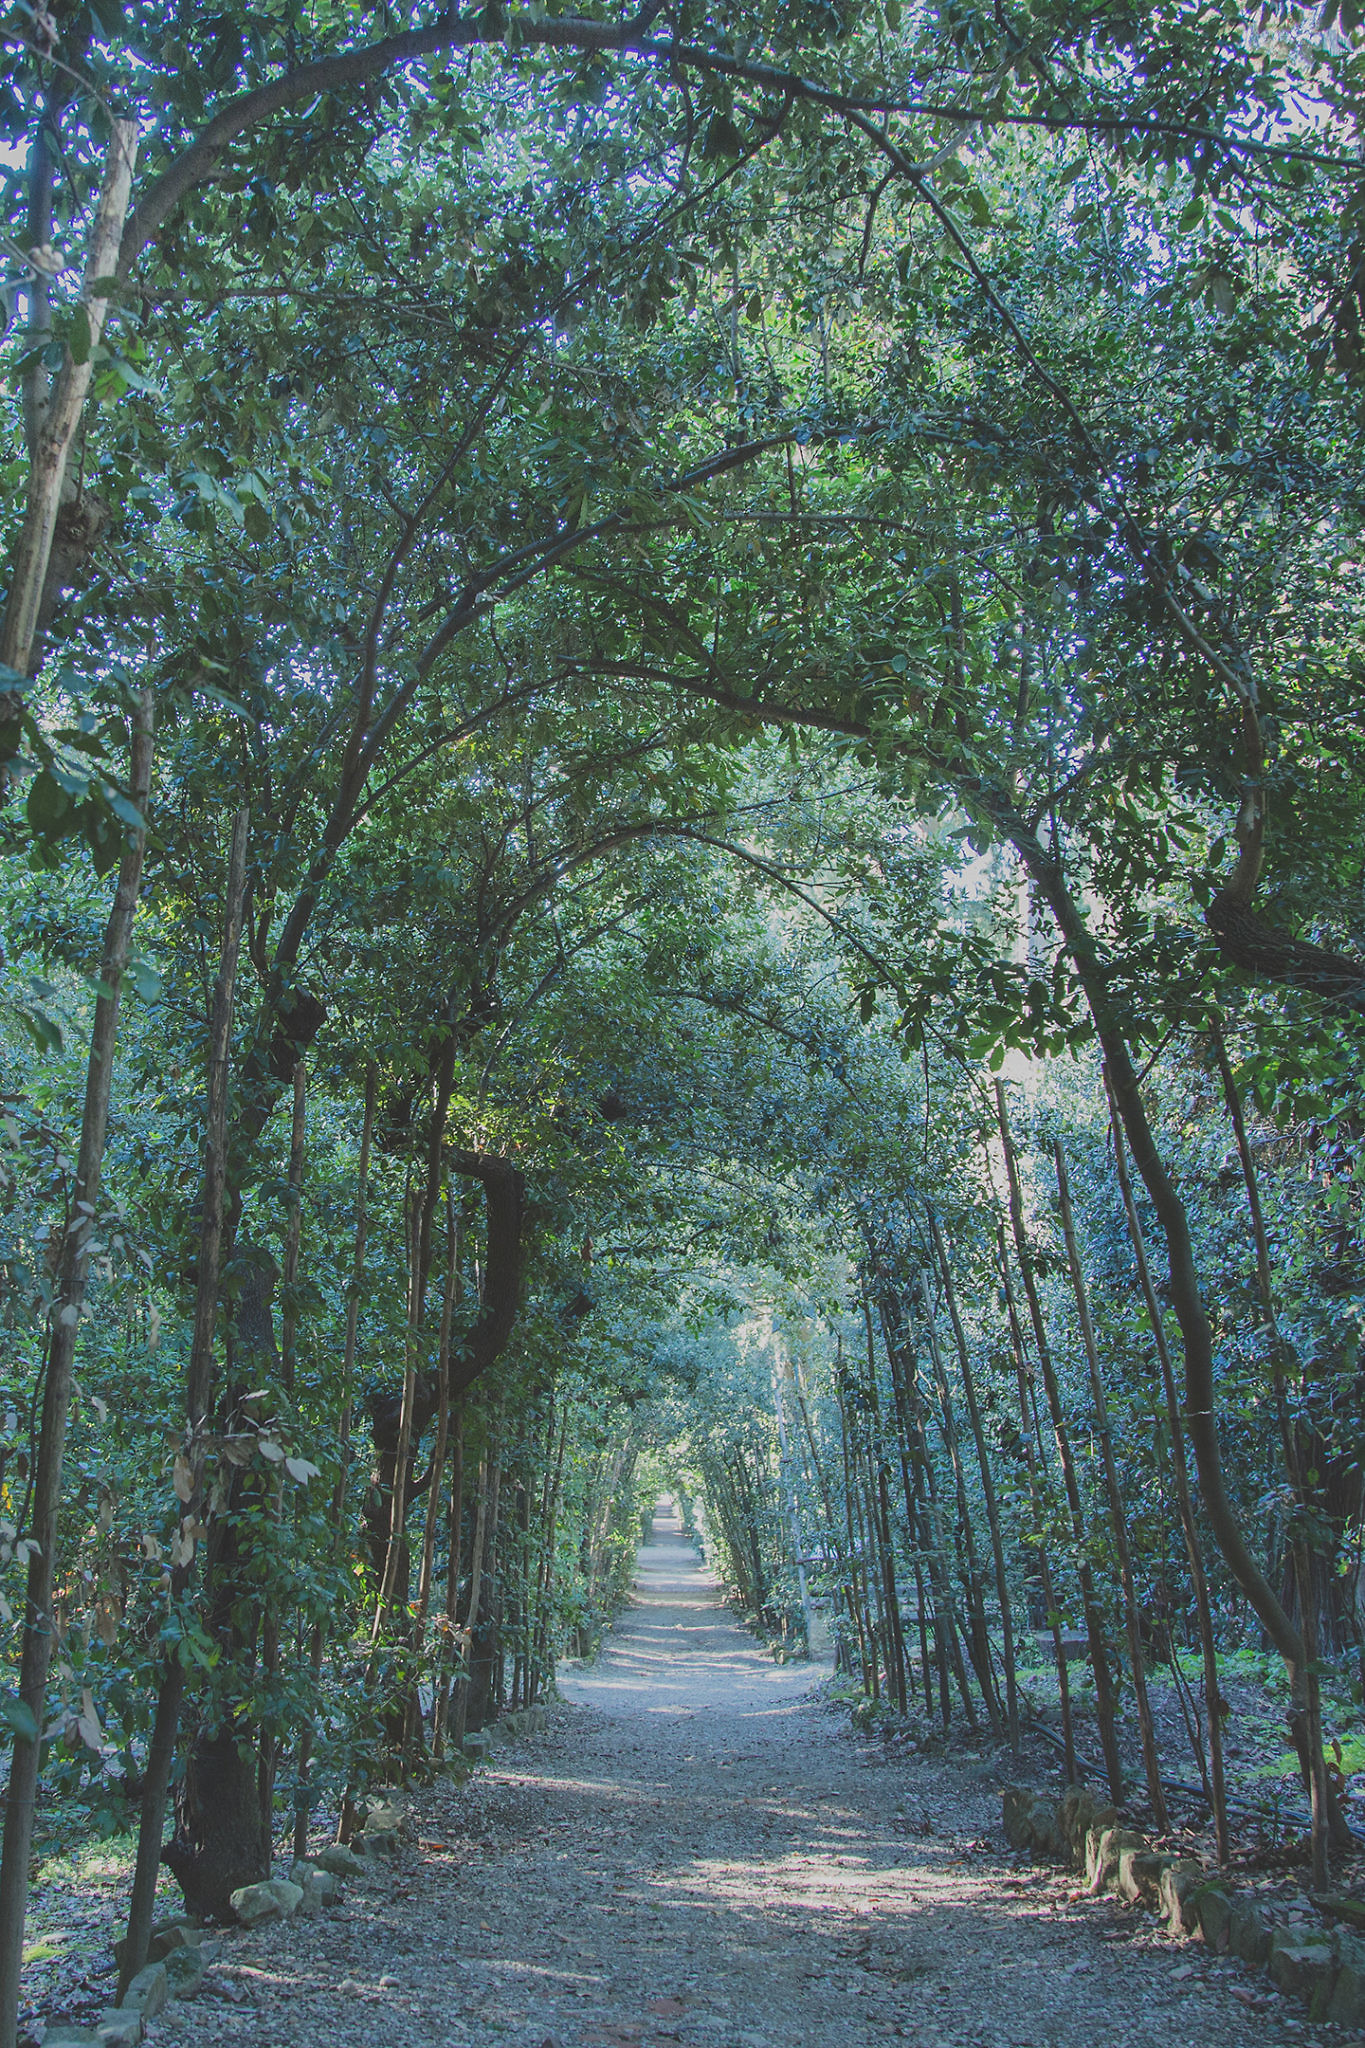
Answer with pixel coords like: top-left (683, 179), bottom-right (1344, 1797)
top-left (156, 1505), bottom-right (1318, 2048)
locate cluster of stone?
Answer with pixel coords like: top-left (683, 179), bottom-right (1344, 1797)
top-left (1003, 1782), bottom-right (1365, 2027)
top-left (42, 1918), bottom-right (223, 2046)
top-left (39, 1844), bottom-right (355, 2044)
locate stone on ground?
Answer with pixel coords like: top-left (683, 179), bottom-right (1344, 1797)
top-left (117, 1962), bottom-right (167, 2018)
top-left (228, 1877), bottom-right (304, 1926)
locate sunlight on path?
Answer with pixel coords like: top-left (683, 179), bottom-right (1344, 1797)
top-left (157, 1498), bottom-right (1308, 2048)
top-left (557, 1500), bottom-right (818, 1722)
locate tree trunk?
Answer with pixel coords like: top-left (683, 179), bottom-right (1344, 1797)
top-left (432, 1400), bottom-right (466, 1759)
top-left (916, 1274), bottom-right (1002, 1733)
top-left (997, 1223), bottom-right (1078, 1783)
top-left (0, 690), bottom-right (154, 2048)
top-left (995, 1081), bottom-right (1125, 1803)
top-left (1053, 1138), bottom-right (1168, 1828)
top-left (1003, 817), bottom-right (1307, 1675)
top-left (294, 1063), bottom-right (374, 1855)
top-left (1104, 1071), bottom-right (1231, 1862)
top-left (120, 805), bottom-right (247, 1976)
top-left (0, 120), bottom-right (138, 689)
top-left (165, 1248), bottom-right (281, 1921)
top-left (1210, 1020), bottom-right (1345, 1875)
top-left (927, 1210), bottom-right (1019, 1748)
top-left (876, 1306), bottom-right (976, 1726)
top-left (408, 1189), bottom-right (459, 1759)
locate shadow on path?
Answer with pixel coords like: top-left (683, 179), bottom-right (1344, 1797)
top-left (156, 1499), bottom-right (1315, 2048)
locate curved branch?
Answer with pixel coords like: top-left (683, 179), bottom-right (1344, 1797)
top-left (448, 1150), bottom-right (527, 1399)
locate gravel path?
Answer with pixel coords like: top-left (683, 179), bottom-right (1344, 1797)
top-left (154, 1505), bottom-right (1323, 2048)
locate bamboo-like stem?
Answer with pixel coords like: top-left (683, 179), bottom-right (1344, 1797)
top-left (1104, 1069), bottom-right (1230, 1861)
top-left (300, 1064), bottom-right (375, 1856)
top-left (927, 1210), bottom-right (1019, 1747)
top-left (1053, 1138), bottom-right (1168, 1827)
top-left (997, 1221), bottom-right (1078, 1783)
top-left (118, 799), bottom-right (247, 2000)
top-left (995, 1082), bottom-right (1124, 1801)
top-left (1209, 1022), bottom-right (1342, 1879)
top-left (917, 1274), bottom-right (1002, 1732)
top-left (409, 1189), bottom-right (459, 1758)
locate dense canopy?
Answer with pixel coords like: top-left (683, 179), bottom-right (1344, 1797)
top-left (3, 0), bottom-right (1365, 2037)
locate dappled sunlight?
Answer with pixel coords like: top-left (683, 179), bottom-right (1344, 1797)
top-left (149, 1500), bottom-right (1292, 2048)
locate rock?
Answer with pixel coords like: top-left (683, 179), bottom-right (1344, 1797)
top-left (229, 1880), bottom-right (283, 1927)
top-left (1056, 1785), bottom-right (1100, 1866)
top-left (361, 1800), bottom-right (407, 1837)
top-left (1227, 1899), bottom-right (1271, 1968)
top-left (95, 2009), bottom-right (144, 2047)
top-left (1330, 1965), bottom-right (1365, 2029)
top-left (113, 1917), bottom-right (200, 1973)
top-left (1035, 1630), bottom-right (1087, 1661)
top-left (1329, 1932), bottom-right (1365, 2027)
top-left (228, 1877), bottom-right (304, 1926)
top-left (1318, 1894), bottom-right (1365, 1933)
top-left (1081, 1819), bottom-right (1124, 1888)
top-left (1117, 1846), bottom-right (1170, 1906)
top-left (462, 1731), bottom-right (492, 1760)
top-left (1271, 1920), bottom-right (1328, 1959)
top-left (1002, 1786), bottom-right (1035, 1850)
top-left (1268, 1933), bottom-right (1334, 1998)
top-left (1158, 1860), bottom-right (1205, 1937)
top-left (40, 2028), bottom-right (101, 2048)
top-left (1086, 1825), bottom-right (1146, 1895)
top-left (314, 1844), bottom-right (363, 1877)
top-left (353, 1828), bottom-right (400, 1859)
top-left (290, 1861), bottom-right (342, 1914)
top-left (268, 1876), bottom-right (305, 1917)
top-left (1193, 1883), bottom-right (1233, 1950)
top-left (1334, 1927), bottom-right (1365, 1968)
top-left (163, 1945), bottom-right (207, 2000)
top-left (118, 1963), bottom-right (168, 2019)
top-left (153, 1921), bottom-right (203, 1956)
top-left (1025, 1795), bottom-right (1061, 1858)
top-left (1001, 1786), bottom-right (1062, 1858)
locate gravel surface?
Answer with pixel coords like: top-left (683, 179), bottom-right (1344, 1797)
top-left (149, 1506), bottom-right (1330, 2048)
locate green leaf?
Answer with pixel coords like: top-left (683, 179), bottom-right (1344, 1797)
top-left (69, 305), bottom-right (92, 366)
top-left (701, 114), bottom-right (744, 161)
top-left (105, 789), bottom-right (145, 829)
top-left (127, 959), bottom-right (163, 1002)
top-left (0, 1694), bottom-right (38, 1743)
top-left (26, 772), bottom-right (74, 839)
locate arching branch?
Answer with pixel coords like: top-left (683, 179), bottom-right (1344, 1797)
top-left (449, 1149), bottom-right (527, 1400)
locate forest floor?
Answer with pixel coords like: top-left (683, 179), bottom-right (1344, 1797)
top-left (98, 1504), bottom-right (1332, 2048)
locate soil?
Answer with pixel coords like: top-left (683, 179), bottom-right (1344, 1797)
top-left (90, 1509), bottom-right (1342, 2045)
